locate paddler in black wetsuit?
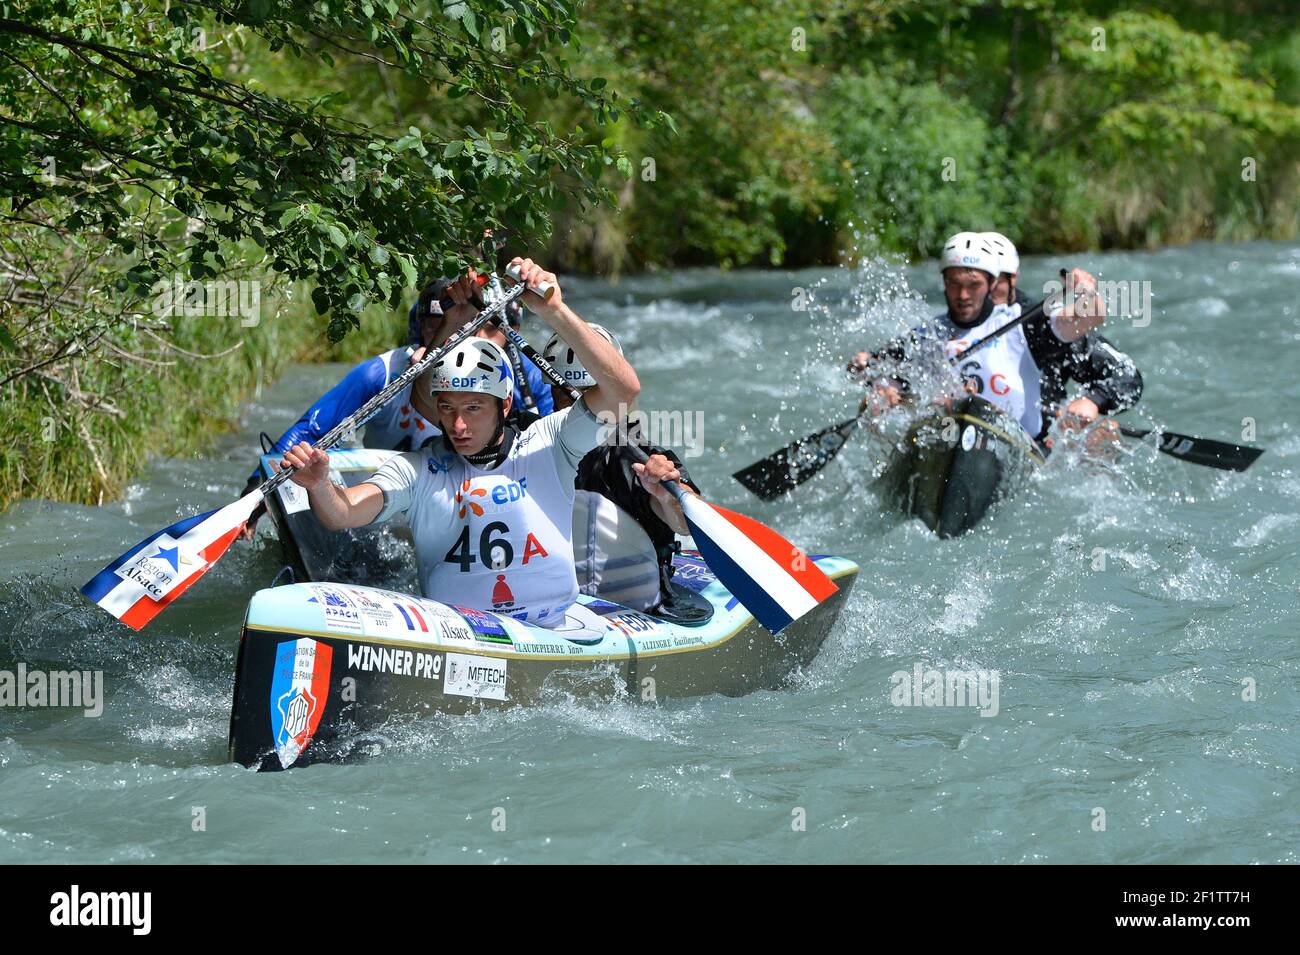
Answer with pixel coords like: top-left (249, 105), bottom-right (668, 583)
top-left (848, 230), bottom-right (1143, 450)
top-left (541, 324), bottom-right (704, 618)
top-left (984, 231), bottom-right (1029, 309)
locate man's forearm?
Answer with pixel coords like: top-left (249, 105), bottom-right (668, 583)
top-left (651, 494), bottom-right (691, 536)
top-left (546, 302), bottom-right (640, 409)
top-left (307, 479), bottom-right (361, 530)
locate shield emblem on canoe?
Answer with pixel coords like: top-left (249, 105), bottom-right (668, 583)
top-left (270, 638), bottom-right (333, 769)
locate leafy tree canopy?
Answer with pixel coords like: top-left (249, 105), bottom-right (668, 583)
top-left (1, 0), bottom-right (668, 338)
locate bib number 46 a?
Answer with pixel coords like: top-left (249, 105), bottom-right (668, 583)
top-left (444, 520), bottom-right (549, 572)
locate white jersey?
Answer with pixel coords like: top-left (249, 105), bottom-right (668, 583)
top-left (572, 490), bottom-right (662, 612)
top-left (361, 347), bottom-right (441, 451)
top-left (365, 401), bottom-right (603, 628)
top-left (940, 303), bottom-right (1044, 438)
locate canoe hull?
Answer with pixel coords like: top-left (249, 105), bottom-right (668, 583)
top-left (228, 553), bottom-right (858, 770)
top-left (874, 397), bottom-right (1043, 538)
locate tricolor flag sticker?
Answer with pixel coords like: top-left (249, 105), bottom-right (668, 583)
top-left (393, 602), bottom-right (429, 632)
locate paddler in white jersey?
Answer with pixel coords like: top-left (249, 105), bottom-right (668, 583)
top-left (848, 230), bottom-right (1142, 446)
top-left (540, 324), bottom-right (704, 616)
top-left (276, 258), bottom-right (641, 628)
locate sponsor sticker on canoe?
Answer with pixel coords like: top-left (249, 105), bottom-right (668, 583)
top-left (276, 480), bottom-right (311, 515)
top-left (443, 652), bottom-right (507, 701)
top-left (669, 560), bottom-right (717, 593)
top-left (604, 611), bottom-right (659, 638)
top-left (340, 586), bottom-right (403, 632)
top-left (343, 587), bottom-right (475, 644)
top-left (346, 642), bottom-right (443, 681)
top-left (411, 599), bottom-right (476, 644)
top-left (269, 638), bottom-right (333, 769)
top-left (307, 585), bottom-right (364, 635)
top-left (450, 604), bottom-right (512, 645)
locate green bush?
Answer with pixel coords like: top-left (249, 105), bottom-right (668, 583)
top-left (821, 69), bottom-right (1031, 259)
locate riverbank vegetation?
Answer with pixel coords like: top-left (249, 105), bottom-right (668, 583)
top-left (1, 1), bottom-right (649, 507)
top-left (2, 1), bottom-right (1297, 507)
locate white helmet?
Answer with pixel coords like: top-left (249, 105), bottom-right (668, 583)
top-left (541, 323), bottom-right (621, 390)
top-left (940, 231), bottom-right (1000, 279)
top-left (429, 338), bottom-right (513, 400)
top-left (983, 231), bottom-right (1019, 276)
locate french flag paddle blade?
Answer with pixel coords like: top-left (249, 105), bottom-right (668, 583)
top-left (679, 497), bottom-right (837, 634)
top-left (80, 492), bottom-right (263, 631)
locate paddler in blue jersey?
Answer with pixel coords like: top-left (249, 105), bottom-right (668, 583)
top-left (848, 230), bottom-right (1143, 447)
top-left (238, 270), bottom-right (552, 539)
top-left (276, 258), bottom-right (642, 629)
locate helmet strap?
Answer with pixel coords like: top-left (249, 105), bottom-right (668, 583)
top-left (454, 399), bottom-right (514, 469)
top-left (949, 276), bottom-right (997, 328)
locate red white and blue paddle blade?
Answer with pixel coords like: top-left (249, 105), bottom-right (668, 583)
top-left (679, 496), bottom-right (837, 634)
top-left (80, 491), bottom-right (263, 631)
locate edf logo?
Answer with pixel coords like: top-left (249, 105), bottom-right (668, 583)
top-left (490, 477), bottom-right (528, 506)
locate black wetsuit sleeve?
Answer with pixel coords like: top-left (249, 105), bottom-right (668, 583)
top-left (509, 407), bottom-right (542, 431)
top-left (1064, 334), bottom-right (1143, 413)
top-left (573, 439), bottom-right (697, 553)
top-left (1022, 307), bottom-right (1072, 365)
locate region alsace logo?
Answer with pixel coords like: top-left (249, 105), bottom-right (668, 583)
top-left (113, 537), bottom-right (199, 600)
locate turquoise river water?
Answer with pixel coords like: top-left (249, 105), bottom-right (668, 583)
top-left (1, 241), bottom-right (1297, 863)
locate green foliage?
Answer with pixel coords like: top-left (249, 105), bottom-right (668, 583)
top-left (536, 0), bottom-right (842, 271)
top-left (0, 223), bottom-right (315, 508)
top-left (0, 0), bottom-right (655, 506)
top-left (539, 0), bottom-right (1299, 263)
top-left (0, 0), bottom-right (657, 336)
top-left (821, 69), bottom-right (1029, 258)
top-left (1047, 10), bottom-right (1300, 246)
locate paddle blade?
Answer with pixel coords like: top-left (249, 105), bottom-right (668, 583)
top-left (1121, 427), bottom-right (1265, 472)
top-left (732, 417), bottom-right (861, 500)
top-left (679, 497), bottom-right (837, 634)
top-left (81, 492), bottom-right (262, 630)
top-left (1154, 431), bottom-right (1263, 471)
